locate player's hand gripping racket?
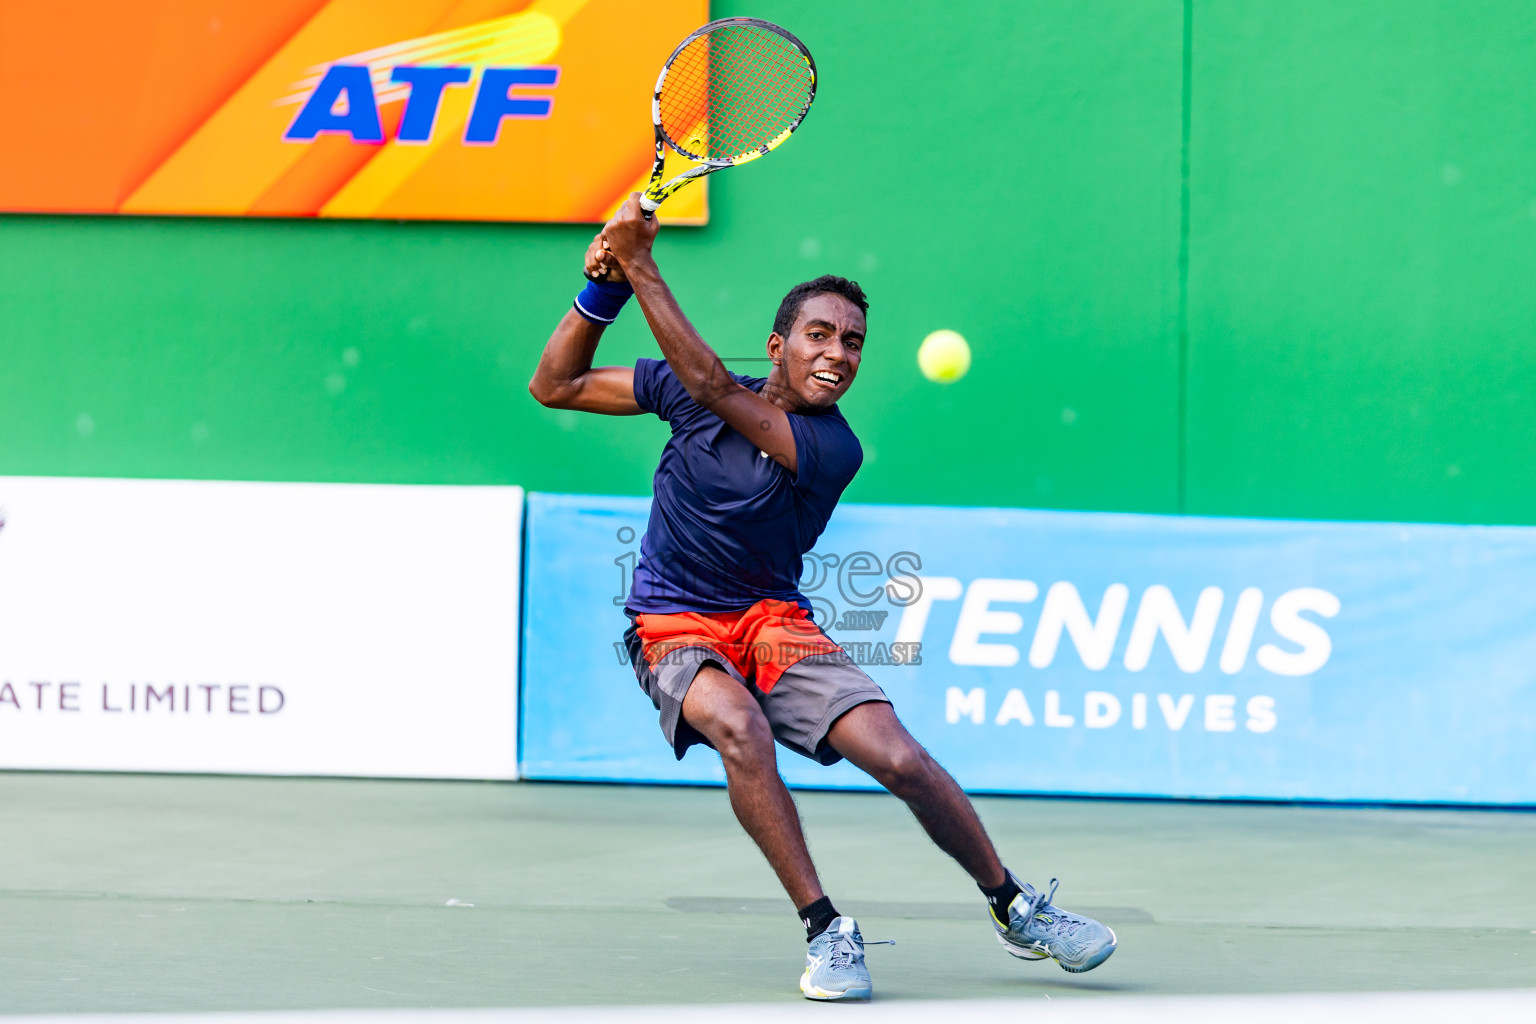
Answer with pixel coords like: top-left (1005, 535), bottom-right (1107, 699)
top-left (641, 17), bottom-right (817, 216)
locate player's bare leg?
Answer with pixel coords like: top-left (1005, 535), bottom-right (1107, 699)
top-left (681, 666), bottom-right (824, 908)
top-left (826, 701), bottom-right (1006, 886)
top-left (682, 669), bottom-right (878, 999)
top-left (828, 701), bottom-right (1117, 972)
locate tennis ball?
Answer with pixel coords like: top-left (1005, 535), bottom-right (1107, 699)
top-left (917, 329), bottom-right (971, 384)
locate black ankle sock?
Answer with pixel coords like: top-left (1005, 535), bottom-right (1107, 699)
top-left (798, 896), bottom-right (839, 942)
top-left (979, 873), bottom-right (1021, 924)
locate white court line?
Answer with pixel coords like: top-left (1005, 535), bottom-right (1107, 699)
top-left (6, 991), bottom-right (1536, 1024)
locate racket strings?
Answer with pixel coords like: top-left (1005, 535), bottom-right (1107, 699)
top-left (697, 32), bottom-right (809, 146)
top-left (659, 24), bottom-right (813, 161)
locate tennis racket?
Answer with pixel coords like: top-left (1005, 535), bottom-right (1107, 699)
top-left (639, 17), bottom-right (817, 216)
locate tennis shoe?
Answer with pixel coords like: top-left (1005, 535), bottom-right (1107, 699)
top-left (801, 917), bottom-right (872, 1001)
top-left (992, 875), bottom-right (1117, 973)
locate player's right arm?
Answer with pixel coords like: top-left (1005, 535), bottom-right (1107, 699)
top-left (527, 234), bottom-right (643, 415)
top-left (601, 197), bottom-right (802, 473)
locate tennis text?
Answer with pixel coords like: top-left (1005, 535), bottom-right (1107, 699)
top-left (901, 578), bottom-right (1339, 677)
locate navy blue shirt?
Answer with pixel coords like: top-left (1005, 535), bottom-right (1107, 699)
top-left (627, 358), bottom-right (863, 614)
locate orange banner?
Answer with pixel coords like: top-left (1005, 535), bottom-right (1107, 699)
top-left (0, 0), bottom-right (708, 222)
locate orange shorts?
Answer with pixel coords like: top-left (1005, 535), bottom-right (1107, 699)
top-left (632, 598), bottom-right (841, 693)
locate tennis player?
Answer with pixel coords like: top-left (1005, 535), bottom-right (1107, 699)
top-left (529, 196), bottom-right (1116, 1000)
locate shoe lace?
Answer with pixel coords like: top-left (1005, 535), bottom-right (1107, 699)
top-left (1022, 878), bottom-right (1083, 938)
top-left (825, 934), bottom-right (895, 971)
top-left (827, 932), bottom-right (861, 970)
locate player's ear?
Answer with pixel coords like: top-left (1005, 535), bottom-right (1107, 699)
top-left (766, 332), bottom-right (785, 365)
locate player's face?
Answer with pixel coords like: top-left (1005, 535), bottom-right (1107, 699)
top-left (770, 293), bottom-right (866, 410)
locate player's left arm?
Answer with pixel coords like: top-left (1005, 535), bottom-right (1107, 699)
top-left (527, 233), bottom-right (643, 415)
top-left (602, 195), bottom-right (801, 472)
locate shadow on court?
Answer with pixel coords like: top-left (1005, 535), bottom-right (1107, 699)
top-left (1, 773), bottom-right (1532, 1012)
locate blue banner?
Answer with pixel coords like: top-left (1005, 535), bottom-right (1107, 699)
top-left (520, 493), bottom-right (1536, 805)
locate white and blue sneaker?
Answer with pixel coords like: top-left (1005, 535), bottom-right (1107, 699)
top-left (992, 876), bottom-right (1117, 973)
top-left (801, 917), bottom-right (872, 1001)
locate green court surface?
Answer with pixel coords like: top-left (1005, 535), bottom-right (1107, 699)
top-left (2, 772), bottom-right (1533, 1013)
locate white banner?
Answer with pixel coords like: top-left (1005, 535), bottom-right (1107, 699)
top-left (0, 477), bottom-right (522, 779)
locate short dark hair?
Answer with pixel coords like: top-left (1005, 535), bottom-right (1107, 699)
top-left (772, 275), bottom-right (869, 337)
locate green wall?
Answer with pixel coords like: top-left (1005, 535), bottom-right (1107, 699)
top-left (1186, 1), bottom-right (1536, 524)
top-left (1, 1), bottom-right (1532, 524)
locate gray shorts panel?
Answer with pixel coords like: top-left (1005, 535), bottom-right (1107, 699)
top-left (760, 651), bottom-right (889, 765)
top-left (624, 623), bottom-right (743, 761)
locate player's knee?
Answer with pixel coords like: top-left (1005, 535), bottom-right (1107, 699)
top-left (879, 741), bottom-right (938, 798)
top-left (709, 705), bottom-right (774, 766)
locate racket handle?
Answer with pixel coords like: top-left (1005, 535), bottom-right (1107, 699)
top-left (639, 194), bottom-right (661, 219)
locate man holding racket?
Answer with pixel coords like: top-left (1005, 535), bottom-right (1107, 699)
top-left (529, 196), bottom-right (1117, 1000)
